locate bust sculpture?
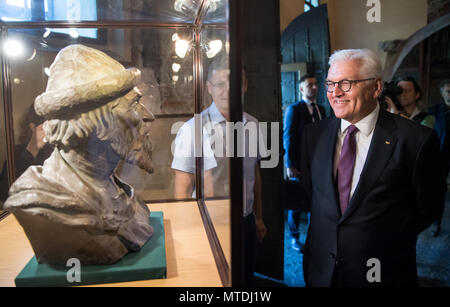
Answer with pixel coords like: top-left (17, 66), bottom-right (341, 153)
top-left (2, 44), bottom-right (155, 265)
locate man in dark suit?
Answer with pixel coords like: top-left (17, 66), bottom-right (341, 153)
top-left (283, 74), bottom-right (326, 252)
top-left (300, 49), bottom-right (446, 287)
top-left (427, 79), bottom-right (450, 236)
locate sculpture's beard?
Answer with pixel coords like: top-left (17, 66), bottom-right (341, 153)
top-left (125, 132), bottom-right (154, 174)
top-left (109, 124), bottom-right (153, 174)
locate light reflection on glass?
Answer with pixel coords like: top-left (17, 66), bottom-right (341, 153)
top-left (205, 40), bottom-right (222, 58)
top-left (175, 39), bottom-right (190, 58)
top-left (172, 63), bottom-right (181, 73)
top-left (3, 39), bottom-right (24, 58)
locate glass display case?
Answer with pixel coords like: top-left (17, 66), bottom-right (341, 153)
top-left (0, 0), bottom-right (246, 287)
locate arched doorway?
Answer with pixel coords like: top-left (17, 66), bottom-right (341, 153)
top-left (383, 13), bottom-right (450, 108)
top-left (280, 4), bottom-right (331, 115)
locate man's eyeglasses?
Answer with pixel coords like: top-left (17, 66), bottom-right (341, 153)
top-left (325, 78), bottom-right (375, 93)
top-left (209, 81), bottom-right (229, 91)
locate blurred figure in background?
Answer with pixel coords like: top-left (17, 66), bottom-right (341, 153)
top-left (396, 76), bottom-right (436, 129)
top-left (0, 105), bottom-right (53, 201)
top-left (283, 74), bottom-right (325, 253)
top-left (427, 79), bottom-right (450, 236)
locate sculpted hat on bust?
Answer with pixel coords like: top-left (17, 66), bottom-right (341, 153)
top-left (34, 44), bottom-right (141, 118)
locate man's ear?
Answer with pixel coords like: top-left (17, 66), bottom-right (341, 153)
top-left (415, 91), bottom-right (421, 101)
top-left (298, 83), bottom-right (304, 94)
top-left (374, 78), bottom-right (383, 99)
top-left (28, 122), bottom-right (36, 131)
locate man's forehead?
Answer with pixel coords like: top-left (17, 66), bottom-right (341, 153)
top-left (210, 69), bottom-right (229, 79)
top-left (327, 59), bottom-right (361, 79)
top-left (302, 77), bottom-right (317, 84)
top-left (398, 81), bottom-right (414, 89)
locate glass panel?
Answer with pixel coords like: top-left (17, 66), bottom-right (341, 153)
top-left (0, 72), bottom-right (8, 209)
top-left (203, 0), bottom-right (227, 24)
top-left (201, 27), bottom-right (229, 199)
top-left (201, 26), bottom-right (231, 268)
top-left (0, 0), bottom-right (203, 24)
top-left (5, 26), bottom-right (195, 202)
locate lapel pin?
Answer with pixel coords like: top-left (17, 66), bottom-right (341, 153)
top-left (385, 141), bottom-right (390, 145)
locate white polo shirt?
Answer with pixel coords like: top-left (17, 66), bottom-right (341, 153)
top-left (171, 102), bottom-right (263, 217)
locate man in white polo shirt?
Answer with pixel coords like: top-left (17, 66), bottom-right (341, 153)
top-left (171, 55), bottom-right (267, 285)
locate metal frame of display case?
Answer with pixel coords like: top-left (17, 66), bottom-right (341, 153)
top-left (0, 0), bottom-right (244, 287)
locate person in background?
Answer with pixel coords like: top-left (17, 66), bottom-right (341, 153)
top-left (283, 74), bottom-right (325, 252)
top-left (427, 79), bottom-right (450, 236)
top-left (171, 55), bottom-right (267, 285)
top-left (15, 105), bottom-right (54, 177)
top-left (396, 76), bottom-right (436, 129)
top-left (0, 105), bottom-right (53, 201)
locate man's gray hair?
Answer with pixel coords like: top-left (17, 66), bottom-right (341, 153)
top-left (329, 49), bottom-right (382, 79)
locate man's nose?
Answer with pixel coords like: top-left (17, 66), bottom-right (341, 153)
top-left (332, 84), bottom-right (344, 97)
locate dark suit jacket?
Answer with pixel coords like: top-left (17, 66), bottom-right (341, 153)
top-left (300, 108), bottom-right (446, 287)
top-left (428, 102), bottom-right (447, 150)
top-left (283, 100), bottom-right (326, 170)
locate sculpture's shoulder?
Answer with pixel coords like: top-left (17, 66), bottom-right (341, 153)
top-left (3, 153), bottom-right (93, 217)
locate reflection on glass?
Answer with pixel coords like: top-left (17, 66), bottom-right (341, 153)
top-left (205, 39), bottom-right (223, 58)
top-left (0, 0), bottom-right (97, 23)
top-left (6, 26), bottom-right (195, 202)
top-left (3, 38), bottom-right (24, 58)
top-left (204, 0), bottom-right (226, 24)
top-left (173, 0), bottom-right (198, 15)
top-left (11, 105), bottom-right (53, 179)
top-left (172, 62), bottom-right (181, 73)
top-left (0, 81), bottom-right (8, 207)
top-left (0, 0), bottom-right (231, 282)
top-left (175, 38), bottom-right (190, 58)
top-left (200, 27), bottom-right (231, 278)
top-left (171, 37), bottom-right (230, 200)
top-left (0, 0), bottom-right (209, 23)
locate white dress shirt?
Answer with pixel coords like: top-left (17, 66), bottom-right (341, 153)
top-left (333, 103), bottom-right (380, 198)
top-left (408, 106), bottom-right (421, 120)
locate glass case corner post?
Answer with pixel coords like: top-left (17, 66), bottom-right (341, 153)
top-left (1, 25), bottom-right (17, 191)
top-left (228, 0), bottom-right (244, 287)
top-left (193, 24), bottom-right (204, 201)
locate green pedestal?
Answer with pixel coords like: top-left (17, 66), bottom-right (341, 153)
top-left (15, 211), bottom-right (166, 287)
